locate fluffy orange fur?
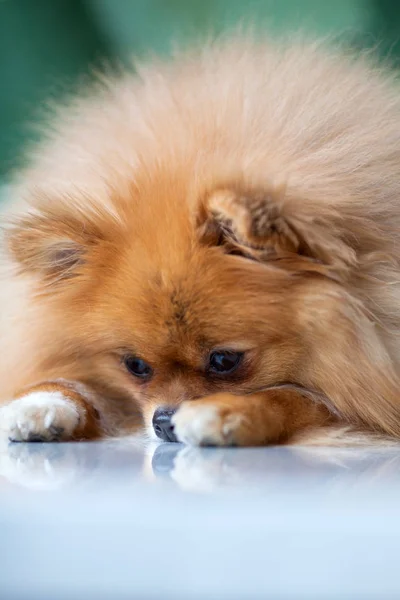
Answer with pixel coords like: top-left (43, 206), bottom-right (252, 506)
top-left (1, 33), bottom-right (400, 446)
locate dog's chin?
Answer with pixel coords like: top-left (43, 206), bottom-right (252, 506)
top-left (144, 417), bottom-right (159, 442)
top-left (147, 426), bottom-right (160, 442)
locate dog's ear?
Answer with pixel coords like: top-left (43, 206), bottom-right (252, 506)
top-left (6, 203), bottom-right (109, 285)
top-left (197, 182), bottom-right (357, 272)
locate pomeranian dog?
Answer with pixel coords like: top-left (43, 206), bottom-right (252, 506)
top-left (1, 33), bottom-right (400, 447)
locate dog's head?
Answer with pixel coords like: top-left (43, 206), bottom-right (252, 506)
top-left (6, 166), bottom-right (393, 439)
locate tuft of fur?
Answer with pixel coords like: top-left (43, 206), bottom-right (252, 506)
top-left (2, 33), bottom-right (400, 445)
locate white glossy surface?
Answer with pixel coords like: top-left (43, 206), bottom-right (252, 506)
top-left (1, 436), bottom-right (400, 599)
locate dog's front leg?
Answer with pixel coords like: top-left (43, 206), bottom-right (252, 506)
top-left (0, 380), bottom-right (104, 442)
top-left (172, 388), bottom-right (334, 447)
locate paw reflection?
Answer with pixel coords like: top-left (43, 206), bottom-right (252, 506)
top-left (152, 444), bottom-right (238, 492)
top-left (171, 446), bottom-right (243, 492)
top-left (0, 435), bottom-right (146, 490)
top-left (0, 441), bottom-right (80, 490)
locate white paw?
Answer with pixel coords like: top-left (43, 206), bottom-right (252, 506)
top-left (0, 391), bottom-right (81, 442)
top-left (172, 403), bottom-right (244, 446)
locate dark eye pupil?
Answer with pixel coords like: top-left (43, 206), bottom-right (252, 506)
top-left (124, 356), bottom-right (153, 379)
top-left (209, 351), bottom-right (242, 374)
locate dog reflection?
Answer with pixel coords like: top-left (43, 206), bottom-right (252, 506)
top-left (152, 443), bottom-right (400, 494)
top-left (1, 437), bottom-right (400, 494)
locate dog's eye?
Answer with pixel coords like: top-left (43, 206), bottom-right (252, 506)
top-left (124, 356), bottom-right (153, 380)
top-left (207, 350), bottom-right (243, 375)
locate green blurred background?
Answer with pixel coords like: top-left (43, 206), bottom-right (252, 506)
top-left (1, 0), bottom-right (400, 182)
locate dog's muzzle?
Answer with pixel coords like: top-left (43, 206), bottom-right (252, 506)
top-left (152, 406), bottom-right (178, 442)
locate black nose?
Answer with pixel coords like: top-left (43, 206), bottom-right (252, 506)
top-left (152, 406), bottom-right (178, 442)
